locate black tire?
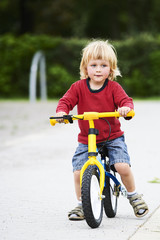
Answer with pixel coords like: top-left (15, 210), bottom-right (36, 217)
top-left (81, 165), bottom-right (103, 228)
top-left (103, 168), bottom-right (118, 218)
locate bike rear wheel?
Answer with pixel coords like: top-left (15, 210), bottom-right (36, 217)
top-left (103, 168), bottom-right (118, 218)
top-left (81, 165), bottom-right (103, 228)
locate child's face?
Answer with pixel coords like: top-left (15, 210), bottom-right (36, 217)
top-left (87, 59), bottom-right (111, 84)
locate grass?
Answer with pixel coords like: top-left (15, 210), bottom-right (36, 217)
top-left (148, 177), bottom-right (160, 184)
top-left (1, 97), bottom-right (160, 102)
top-left (133, 97), bottom-right (160, 101)
top-left (0, 98), bottom-right (60, 102)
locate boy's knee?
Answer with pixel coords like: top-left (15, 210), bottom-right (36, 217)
top-left (114, 163), bottom-right (130, 176)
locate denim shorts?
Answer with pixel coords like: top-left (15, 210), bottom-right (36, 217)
top-left (72, 135), bottom-right (130, 172)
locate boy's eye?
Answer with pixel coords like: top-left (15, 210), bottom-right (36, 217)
top-left (102, 64), bottom-right (107, 67)
top-left (91, 64), bottom-right (96, 67)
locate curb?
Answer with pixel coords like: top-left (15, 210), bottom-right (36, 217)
top-left (129, 205), bottom-right (160, 240)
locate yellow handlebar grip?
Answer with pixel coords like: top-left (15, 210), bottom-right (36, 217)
top-left (126, 109), bottom-right (135, 117)
top-left (50, 119), bottom-right (57, 126)
top-left (50, 118), bottom-right (69, 126)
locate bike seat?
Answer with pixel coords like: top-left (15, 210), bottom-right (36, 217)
top-left (98, 145), bottom-right (108, 157)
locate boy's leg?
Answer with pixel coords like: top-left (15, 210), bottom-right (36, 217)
top-left (114, 162), bottom-right (148, 217)
top-left (68, 170), bottom-right (84, 220)
top-left (73, 170), bottom-right (81, 201)
top-left (68, 170), bottom-right (83, 220)
top-left (106, 136), bottom-right (148, 218)
top-left (71, 143), bottom-right (88, 201)
top-left (68, 143), bottom-right (88, 220)
top-left (114, 162), bottom-right (135, 192)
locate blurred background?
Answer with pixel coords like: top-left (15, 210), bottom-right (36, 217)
top-left (1, 3), bottom-right (160, 239)
top-left (0, 0), bottom-right (160, 99)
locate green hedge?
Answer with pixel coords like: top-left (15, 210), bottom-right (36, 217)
top-left (0, 34), bottom-right (160, 98)
top-left (115, 34), bottom-right (160, 97)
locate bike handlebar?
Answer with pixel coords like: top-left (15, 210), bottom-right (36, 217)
top-left (49, 110), bottom-right (135, 126)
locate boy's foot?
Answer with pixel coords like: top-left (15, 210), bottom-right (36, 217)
top-left (128, 193), bottom-right (149, 217)
top-left (68, 205), bottom-right (85, 221)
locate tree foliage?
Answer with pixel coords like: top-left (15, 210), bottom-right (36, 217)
top-left (0, 0), bottom-right (160, 39)
top-left (0, 1), bottom-right (160, 99)
top-left (0, 34), bottom-right (160, 98)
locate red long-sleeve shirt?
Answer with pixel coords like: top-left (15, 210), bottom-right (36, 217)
top-left (56, 78), bottom-right (134, 144)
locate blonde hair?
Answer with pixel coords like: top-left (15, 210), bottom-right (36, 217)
top-left (80, 40), bottom-right (121, 80)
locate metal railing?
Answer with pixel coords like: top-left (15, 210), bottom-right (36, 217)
top-left (29, 51), bottom-right (47, 102)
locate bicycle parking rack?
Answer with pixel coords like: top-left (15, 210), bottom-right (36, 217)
top-left (29, 51), bottom-right (47, 102)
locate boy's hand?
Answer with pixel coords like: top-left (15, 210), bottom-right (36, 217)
top-left (118, 107), bottom-right (131, 117)
top-left (56, 111), bottom-right (67, 123)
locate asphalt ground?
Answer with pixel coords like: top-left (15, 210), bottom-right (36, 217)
top-left (0, 100), bottom-right (160, 240)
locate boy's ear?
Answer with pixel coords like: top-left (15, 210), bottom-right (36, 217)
top-left (85, 68), bottom-right (88, 77)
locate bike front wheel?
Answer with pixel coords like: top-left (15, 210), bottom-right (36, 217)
top-left (81, 165), bottom-right (103, 228)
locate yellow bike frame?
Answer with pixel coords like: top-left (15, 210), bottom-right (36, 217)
top-left (50, 110), bottom-right (135, 200)
top-left (79, 119), bottom-right (105, 200)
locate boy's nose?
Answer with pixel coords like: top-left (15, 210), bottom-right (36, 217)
top-left (96, 66), bottom-right (101, 71)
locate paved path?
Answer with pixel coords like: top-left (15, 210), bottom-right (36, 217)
top-left (0, 101), bottom-right (160, 240)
